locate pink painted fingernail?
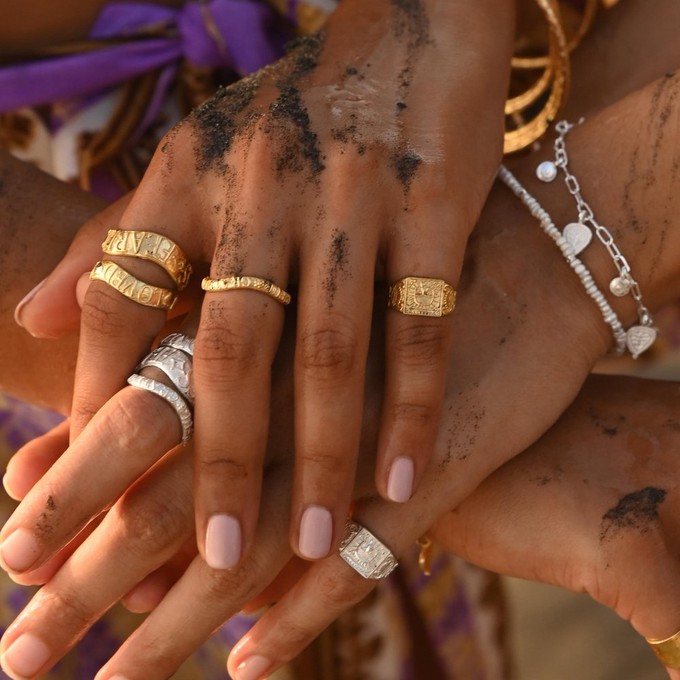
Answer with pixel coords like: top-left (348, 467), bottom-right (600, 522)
top-left (14, 279), bottom-right (47, 329)
top-left (234, 655), bottom-right (271, 680)
top-left (0, 529), bottom-right (41, 573)
top-left (1, 633), bottom-right (50, 678)
top-left (205, 514), bottom-right (242, 569)
top-left (298, 505), bottom-right (332, 560)
top-left (386, 456), bottom-right (414, 503)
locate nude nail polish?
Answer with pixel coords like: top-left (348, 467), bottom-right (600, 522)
top-left (13, 279), bottom-right (47, 328)
top-left (234, 654), bottom-right (271, 680)
top-left (386, 456), bottom-right (414, 503)
top-left (205, 514), bottom-right (241, 569)
top-left (1, 633), bottom-right (50, 678)
top-left (298, 505), bottom-right (332, 560)
top-left (0, 529), bottom-right (41, 573)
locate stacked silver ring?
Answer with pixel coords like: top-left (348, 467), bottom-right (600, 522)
top-left (127, 332), bottom-right (195, 445)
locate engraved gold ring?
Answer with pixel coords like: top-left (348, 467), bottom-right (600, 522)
top-left (201, 275), bottom-right (292, 306)
top-left (647, 629), bottom-right (680, 669)
top-left (388, 277), bottom-right (457, 317)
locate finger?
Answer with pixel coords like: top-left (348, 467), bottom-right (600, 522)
top-left (3, 419), bottom-right (70, 501)
top-left (193, 162), bottom-right (293, 571)
top-left (291, 185), bottom-right (377, 561)
top-left (0, 383), bottom-right (182, 575)
top-left (240, 556), bottom-right (309, 614)
top-left (0, 446), bottom-right (194, 680)
top-left (226, 500), bottom-right (421, 680)
top-left (16, 194), bottom-right (132, 339)
top-left (122, 538), bottom-right (197, 613)
top-left (376, 203), bottom-right (465, 503)
top-left (93, 466), bottom-right (293, 680)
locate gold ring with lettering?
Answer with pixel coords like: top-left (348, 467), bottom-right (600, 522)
top-left (90, 260), bottom-right (177, 310)
top-left (201, 275), bottom-right (292, 306)
top-left (647, 629), bottom-right (680, 669)
top-left (388, 277), bottom-right (456, 317)
top-left (102, 229), bottom-right (192, 290)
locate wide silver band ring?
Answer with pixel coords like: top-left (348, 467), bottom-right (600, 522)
top-left (127, 374), bottom-right (193, 445)
top-left (338, 520), bottom-right (398, 580)
top-left (160, 332), bottom-right (195, 358)
top-left (138, 345), bottom-right (194, 404)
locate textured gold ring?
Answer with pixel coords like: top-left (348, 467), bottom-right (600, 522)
top-left (102, 229), bottom-right (193, 290)
top-left (388, 277), bottom-right (456, 317)
top-left (647, 630), bottom-right (680, 669)
top-left (90, 260), bottom-right (177, 310)
top-left (201, 276), bottom-right (292, 306)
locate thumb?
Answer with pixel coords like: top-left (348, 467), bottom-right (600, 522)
top-left (15, 193), bottom-right (132, 339)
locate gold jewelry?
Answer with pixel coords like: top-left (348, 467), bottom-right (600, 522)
top-left (201, 275), bottom-right (292, 306)
top-left (388, 277), bottom-right (456, 318)
top-left (646, 630), bottom-right (680, 669)
top-left (417, 535), bottom-right (433, 576)
top-left (90, 260), bottom-right (177, 310)
top-left (102, 229), bottom-right (192, 290)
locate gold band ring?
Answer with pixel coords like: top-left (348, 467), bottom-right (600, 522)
top-left (201, 276), bottom-right (292, 306)
top-left (102, 229), bottom-right (192, 290)
top-left (388, 277), bottom-right (457, 317)
top-left (90, 260), bottom-right (177, 310)
top-left (647, 630), bottom-right (680, 669)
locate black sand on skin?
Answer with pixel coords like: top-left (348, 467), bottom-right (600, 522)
top-left (599, 487), bottom-right (667, 542)
top-left (390, 0), bottom-right (430, 49)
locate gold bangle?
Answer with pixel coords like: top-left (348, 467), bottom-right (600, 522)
top-left (90, 260), bottom-right (177, 310)
top-left (201, 275), bottom-right (292, 306)
top-left (102, 229), bottom-right (192, 290)
top-left (647, 629), bottom-right (680, 669)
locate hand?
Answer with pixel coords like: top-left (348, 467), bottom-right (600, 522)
top-left (20, 0), bottom-right (515, 569)
top-left (431, 374), bottom-right (680, 679)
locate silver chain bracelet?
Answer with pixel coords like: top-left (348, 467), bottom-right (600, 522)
top-left (535, 119), bottom-right (657, 358)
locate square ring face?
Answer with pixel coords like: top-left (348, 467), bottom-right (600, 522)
top-left (340, 528), bottom-right (397, 579)
top-left (403, 277), bottom-right (445, 317)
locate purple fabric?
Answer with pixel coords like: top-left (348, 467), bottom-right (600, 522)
top-left (0, 0), bottom-right (287, 113)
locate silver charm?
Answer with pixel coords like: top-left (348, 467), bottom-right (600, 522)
top-left (536, 161), bottom-right (558, 182)
top-left (626, 325), bottom-right (657, 359)
top-left (563, 222), bottom-right (592, 255)
top-left (609, 276), bottom-right (632, 297)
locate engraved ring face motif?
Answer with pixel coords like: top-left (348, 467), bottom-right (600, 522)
top-left (388, 277), bottom-right (456, 317)
top-left (338, 520), bottom-right (398, 580)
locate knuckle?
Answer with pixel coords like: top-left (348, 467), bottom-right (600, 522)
top-left (101, 391), bottom-right (168, 453)
top-left (202, 560), bottom-right (260, 602)
top-left (298, 327), bottom-right (358, 382)
top-left (42, 586), bottom-right (95, 630)
top-left (301, 450), bottom-right (346, 478)
top-left (198, 450), bottom-right (251, 481)
top-left (392, 322), bottom-right (449, 367)
top-left (391, 400), bottom-right (436, 428)
top-left (114, 492), bottom-right (191, 559)
top-left (195, 313), bottom-right (261, 382)
top-left (80, 286), bottom-right (130, 341)
top-left (318, 569), bottom-right (368, 610)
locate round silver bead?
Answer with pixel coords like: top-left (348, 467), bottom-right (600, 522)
top-left (536, 161), bottom-right (558, 182)
top-left (609, 276), bottom-right (631, 297)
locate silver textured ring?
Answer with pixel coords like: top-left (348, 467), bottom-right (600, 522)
top-left (160, 332), bottom-right (195, 358)
top-left (138, 345), bottom-right (194, 404)
top-left (127, 374), bottom-right (193, 445)
top-left (338, 520), bottom-right (398, 580)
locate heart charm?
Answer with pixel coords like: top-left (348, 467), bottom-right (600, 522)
top-left (626, 325), bottom-right (657, 359)
top-left (563, 222), bottom-right (592, 256)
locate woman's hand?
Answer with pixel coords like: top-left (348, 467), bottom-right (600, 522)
top-left (21, 0), bottom-right (515, 569)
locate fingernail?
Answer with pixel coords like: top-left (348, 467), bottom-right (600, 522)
top-left (1, 633), bottom-right (50, 678)
top-left (298, 505), bottom-right (332, 560)
top-left (2, 473), bottom-right (21, 501)
top-left (205, 514), bottom-right (242, 569)
top-left (386, 456), bottom-right (414, 503)
top-left (234, 655), bottom-right (271, 680)
top-left (14, 279), bottom-right (47, 328)
top-left (0, 529), bottom-right (41, 573)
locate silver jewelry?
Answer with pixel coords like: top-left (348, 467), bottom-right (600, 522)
top-left (338, 520), bottom-right (398, 580)
top-left (537, 119), bottom-right (657, 358)
top-left (160, 332), bottom-right (195, 357)
top-left (138, 345), bottom-right (194, 404)
top-left (127, 374), bottom-right (193, 445)
top-left (498, 165), bottom-right (628, 355)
